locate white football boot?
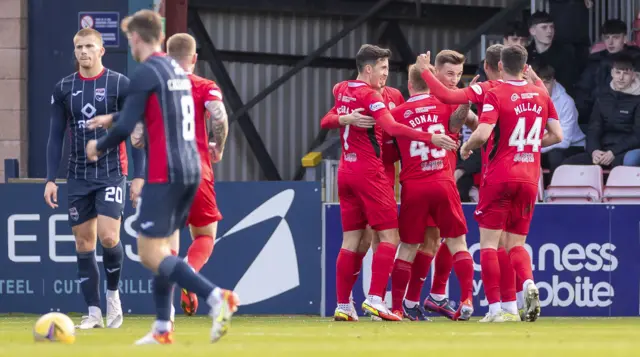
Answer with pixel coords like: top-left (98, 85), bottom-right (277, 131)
top-left (106, 290), bottom-right (123, 328)
top-left (76, 310), bottom-right (104, 329)
top-left (209, 289), bottom-right (240, 343)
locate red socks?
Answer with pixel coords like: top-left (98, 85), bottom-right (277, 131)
top-left (350, 252), bottom-right (367, 288)
top-left (391, 259), bottom-right (412, 311)
top-left (498, 247), bottom-right (516, 303)
top-left (480, 248), bottom-right (501, 304)
top-left (509, 246), bottom-right (533, 283)
top-left (186, 235), bottom-right (214, 272)
top-left (431, 243), bottom-right (453, 295)
top-left (452, 251), bottom-right (474, 302)
top-left (516, 273), bottom-right (524, 293)
top-left (336, 249), bottom-right (358, 304)
top-left (405, 251), bottom-right (434, 302)
top-left (368, 242), bottom-right (397, 298)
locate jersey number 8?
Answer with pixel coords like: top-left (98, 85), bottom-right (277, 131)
top-left (181, 95), bottom-right (196, 141)
top-left (409, 124), bottom-right (446, 161)
top-left (509, 117), bottom-right (542, 152)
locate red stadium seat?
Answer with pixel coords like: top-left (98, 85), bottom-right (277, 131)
top-left (544, 165), bottom-right (603, 203)
top-left (602, 166), bottom-right (640, 203)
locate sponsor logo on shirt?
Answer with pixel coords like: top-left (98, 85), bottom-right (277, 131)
top-left (369, 102), bottom-right (385, 112)
top-left (471, 84), bottom-right (483, 95)
top-left (482, 104), bottom-right (494, 112)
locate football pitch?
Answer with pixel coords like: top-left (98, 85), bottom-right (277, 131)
top-left (1, 314), bottom-right (639, 356)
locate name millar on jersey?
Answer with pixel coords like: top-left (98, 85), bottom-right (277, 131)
top-left (514, 101), bottom-right (543, 116)
top-left (167, 79), bottom-right (192, 91)
top-left (409, 114), bottom-right (438, 128)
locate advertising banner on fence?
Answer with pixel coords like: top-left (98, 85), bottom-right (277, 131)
top-left (0, 182), bottom-right (322, 315)
top-left (324, 204), bottom-right (640, 317)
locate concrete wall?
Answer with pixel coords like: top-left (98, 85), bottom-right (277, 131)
top-left (0, 0), bottom-right (28, 182)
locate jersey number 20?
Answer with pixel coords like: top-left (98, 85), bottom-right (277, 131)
top-left (410, 124), bottom-right (446, 161)
top-left (509, 117), bottom-right (542, 152)
top-left (181, 95), bottom-right (196, 141)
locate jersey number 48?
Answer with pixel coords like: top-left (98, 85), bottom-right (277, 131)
top-left (409, 124), bottom-right (446, 161)
top-left (509, 117), bottom-right (542, 152)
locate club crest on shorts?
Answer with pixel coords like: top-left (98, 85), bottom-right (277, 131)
top-left (69, 207), bottom-right (79, 221)
top-left (95, 88), bottom-right (106, 102)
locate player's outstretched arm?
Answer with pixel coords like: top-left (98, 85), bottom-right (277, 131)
top-left (95, 68), bottom-right (152, 155)
top-left (420, 68), bottom-right (470, 104)
top-left (46, 86), bottom-right (67, 183)
top-left (320, 108), bottom-right (341, 129)
top-left (320, 108), bottom-right (375, 129)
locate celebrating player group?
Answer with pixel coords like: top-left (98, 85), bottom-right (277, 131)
top-left (327, 43), bottom-right (563, 322)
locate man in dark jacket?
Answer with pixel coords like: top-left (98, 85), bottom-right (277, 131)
top-left (574, 19), bottom-right (640, 125)
top-left (563, 54), bottom-right (640, 168)
top-left (526, 11), bottom-right (581, 97)
top-left (476, 21), bottom-right (529, 82)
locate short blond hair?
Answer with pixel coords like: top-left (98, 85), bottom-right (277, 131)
top-left (167, 33), bottom-right (196, 60)
top-left (121, 9), bottom-right (164, 44)
top-left (408, 64), bottom-right (428, 92)
top-left (74, 28), bottom-right (103, 46)
top-left (435, 50), bottom-right (465, 67)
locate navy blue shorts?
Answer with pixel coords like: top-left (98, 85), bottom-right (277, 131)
top-left (133, 182), bottom-right (199, 238)
top-left (67, 176), bottom-right (127, 227)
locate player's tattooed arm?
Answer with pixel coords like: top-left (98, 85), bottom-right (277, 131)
top-left (449, 104), bottom-right (470, 133)
top-left (206, 100), bottom-right (229, 156)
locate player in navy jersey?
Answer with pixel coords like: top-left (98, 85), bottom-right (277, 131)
top-left (44, 28), bottom-right (146, 330)
top-left (85, 10), bottom-right (239, 345)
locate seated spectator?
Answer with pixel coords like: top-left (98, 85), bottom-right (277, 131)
top-left (533, 62), bottom-right (585, 173)
top-left (476, 21), bottom-right (529, 82)
top-left (526, 11), bottom-right (580, 97)
top-left (574, 19), bottom-right (640, 125)
top-left (563, 54), bottom-right (640, 168)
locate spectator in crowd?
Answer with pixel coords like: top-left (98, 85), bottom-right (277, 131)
top-left (533, 62), bottom-right (585, 174)
top-left (574, 19), bottom-right (640, 125)
top-left (563, 54), bottom-right (640, 168)
top-left (476, 21), bottom-right (529, 82)
top-left (526, 11), bottom-right (580, 97)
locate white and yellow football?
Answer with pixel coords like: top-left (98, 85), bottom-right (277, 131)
top-left (33, 312), bottom-right (76, 344)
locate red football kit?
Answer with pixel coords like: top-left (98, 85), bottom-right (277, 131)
top-left (185, 74), bottom-right (223, 227)
top-left (391, 94), bottom-right (468, 243)
top-left (474, 80), bottom-right (558, 235)
top-left (324, 80), bottom-right (433, 232)
top-left (380, 86), bottom-right (406, 185)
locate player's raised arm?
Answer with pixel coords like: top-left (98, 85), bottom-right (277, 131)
top-left (94, 66), bottom-right (154, 156)
top-left (46, 84), bottom-right (67, 184)
top-left (449, 104), bottom-right (471, 133)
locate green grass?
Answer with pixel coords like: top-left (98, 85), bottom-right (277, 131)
top-left (1, 315), bottom-right (640, 357)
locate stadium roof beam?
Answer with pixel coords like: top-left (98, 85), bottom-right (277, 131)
top-left (188, 9), bottom-right (282, 181)
top-left (223, 0), bottom-right (394, 127)
top-left (188, 0), bottom-right (500, 27)
top-left (453, 0), bottom-right (530, 55)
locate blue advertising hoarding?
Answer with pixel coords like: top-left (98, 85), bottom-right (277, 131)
top-left (0, 182), bottom-right (322, 315)
top-left (324, 203), bottom-right (640, 317)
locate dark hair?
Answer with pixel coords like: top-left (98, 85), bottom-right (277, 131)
top-left (601, 19), bottom-right (627, 36)
top-left (612, 52), bottom-right (635, 71)
top-left (504, 21), bottom-right (529, 39)
top-left (355, 44), bottom-right (392, 73)
top-left (501, 45), bottom-right (528, 76)
top-left (531, 60), bottom-right (555, 81)
top-left (529, 11), bottom-right (554, 27)
top-left (484, 44), bottom-right (504, 72)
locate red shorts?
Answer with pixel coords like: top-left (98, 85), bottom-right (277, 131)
top-left (474, 181), bottom-right (537, 235)
top-left (186, 178), bottom-right (222, 227)
top-left (399, 179), bottom-right (467, 244)
top-left (338, 170), bottom-right (398, 232)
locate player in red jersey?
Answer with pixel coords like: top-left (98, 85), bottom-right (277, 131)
top-left (418, 45), bottom-right (547, 320)
top-left (166, 34), bottom-right (228, 317)
top-left (458, 45), bottom-right (563, 322)
top-left (321, 44), bottom-right (457, 321)
top-left (389, 64), bottom-right (475, 321)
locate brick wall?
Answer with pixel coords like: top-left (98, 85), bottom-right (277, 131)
top-left (0, 0), bottom-right (27, 182)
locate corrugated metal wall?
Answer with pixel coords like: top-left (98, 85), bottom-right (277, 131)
top-left (196, 8), bottom-right (504, 181)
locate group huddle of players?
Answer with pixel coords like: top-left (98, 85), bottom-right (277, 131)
top-left (324, 43), bottom-right (563, 322)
